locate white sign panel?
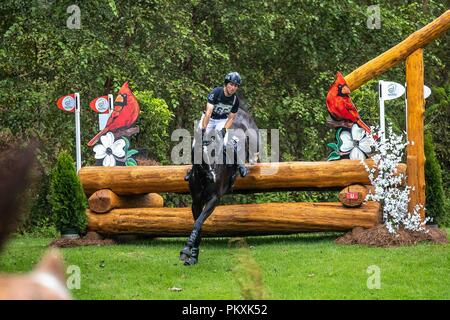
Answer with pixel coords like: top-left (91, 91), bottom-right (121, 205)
top-left (424, 85), bottom-right (431, 99)
top-left (99, 112), bottom-right (112, 131)
top-left (380, 81), bottom-right (405, 100)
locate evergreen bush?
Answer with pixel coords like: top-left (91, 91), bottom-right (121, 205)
top-left (48, 151), bottom-right (87, 235)
top-left (424, 133), bottom-right (448, 226)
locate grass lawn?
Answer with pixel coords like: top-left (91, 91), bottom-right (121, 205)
top-left (0, 230), bottom-right (449, 300)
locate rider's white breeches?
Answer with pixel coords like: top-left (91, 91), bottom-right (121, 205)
top-left (193, 114), bottom-right (229, 146)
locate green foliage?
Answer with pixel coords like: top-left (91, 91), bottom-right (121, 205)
top-left (133, 91), bottom-right (174, 163)
top-left (18, 172), bottom-right (55, 235)
top-left (424, 133), bottom-right (448, 226)
top-left (425, 84), bottom-right (450, 185)
top-left (48, 151), bottom-right (87, 234)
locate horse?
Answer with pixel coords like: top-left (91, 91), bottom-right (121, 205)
top-left (0, 143), bottom-right (71, 300)
top-left (180, 108), bottom-right (260, 266)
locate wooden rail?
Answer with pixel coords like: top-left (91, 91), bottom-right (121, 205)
top-left (344, 10), bottom-right (450, 91)
top-left (79, 160), bottom-right (406, 196)
top-left (87, 201), bottom-right (381, 236)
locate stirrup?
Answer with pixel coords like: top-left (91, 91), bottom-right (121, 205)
top-left (238, 165), bottom-right (248, 177)
top-left (184, 169), bottom-right (192, 181)
top-left (206, 169), bottom-right (215, 182)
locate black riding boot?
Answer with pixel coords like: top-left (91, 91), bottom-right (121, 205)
top-left (205, 165), bottom-right (215, 181)
top-left (184, 146), bottom-right (196, 181)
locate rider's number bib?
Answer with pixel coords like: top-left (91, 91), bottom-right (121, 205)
top-left (214, 103), bottom-right (232, 116)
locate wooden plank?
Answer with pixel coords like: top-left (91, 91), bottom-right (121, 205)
top-left (406, 49), bottom-right (426, 219)
top-left (87, 201), bottom-right (381, 236)
top-left (345, 10), bottom-right (450, 90)
top-left (78, 160), bottom-right (407, 196)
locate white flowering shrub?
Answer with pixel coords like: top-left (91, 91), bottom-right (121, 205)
top-left (362, 126), bottom-right (430, 234)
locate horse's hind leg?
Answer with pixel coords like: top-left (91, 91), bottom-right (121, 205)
top-left (179, 200), bottom-right (203, 262)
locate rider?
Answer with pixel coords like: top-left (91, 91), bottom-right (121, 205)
top-left (184, 72), bottom-right (248, 181)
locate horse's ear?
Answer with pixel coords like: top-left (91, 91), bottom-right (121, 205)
top-left (0, 142), bottom-right (37, 251)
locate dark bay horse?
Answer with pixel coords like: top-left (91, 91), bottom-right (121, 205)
top-left (180, 108), bottom-right (260, 266)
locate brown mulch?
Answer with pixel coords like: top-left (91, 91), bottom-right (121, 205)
top-left (49, 232), bottom-right (116, 248)
top-left (335, 224), bottom-right (448, 247)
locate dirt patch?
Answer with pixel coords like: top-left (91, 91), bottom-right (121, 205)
top-left (335, 224), bottom-right (448, 247)
top-left (49, 232), bottom-right (116, 248)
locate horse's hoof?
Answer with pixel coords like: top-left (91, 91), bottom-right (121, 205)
top-left (179, 253), bottom-right (189, 262)
top-left (183, 257), bottom-right (198, 266)
top-left (179, 248), bottom-right (191, 262)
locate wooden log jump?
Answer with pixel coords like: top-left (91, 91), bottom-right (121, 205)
top-left (87, 201), bottom-right (381, 236)
top-left (79, 160), bottom-right (406, 196)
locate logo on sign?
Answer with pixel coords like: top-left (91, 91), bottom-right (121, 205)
top-left (381, 81), bottom-right (405, 100)
top-left (346, 192), bottom-right (359, 200)
top-left (62, 96), bottom-right (76, 111)
top-left (95, 97), bottom-right (109, 113)
top-left (387, 83), bottom-right (397, 97)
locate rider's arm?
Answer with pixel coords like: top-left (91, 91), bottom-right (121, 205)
top-left (202, 103), bottom-right (214, 129)
top-left (224, 111), bottom-right (237, 129)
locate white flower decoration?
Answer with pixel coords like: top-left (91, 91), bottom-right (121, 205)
top-left (93, 132), bottom-right (126, 166)
top-left (339, 124), bottom-right (374, 160)
top-left (362, 126), bottom-right (430, 234)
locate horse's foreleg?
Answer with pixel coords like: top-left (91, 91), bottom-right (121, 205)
top-left (184, 234), bottom-right (202, 266)
top-left (180, 200), bottom-right (204, 262)
top-left (189, 195), bottom-right (218, 245)
top-left (183, 196), bottom-right (218, 266)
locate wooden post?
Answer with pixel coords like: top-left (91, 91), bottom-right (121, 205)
top-left (406, 49), bottom-right (426, 219)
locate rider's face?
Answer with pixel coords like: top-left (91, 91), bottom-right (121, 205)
top-left (225, 82), bottom-right (238, 96)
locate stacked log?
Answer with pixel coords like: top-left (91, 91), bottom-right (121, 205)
top-left (338, 184), bottom-right (374, 207)
top-left (87, 201), bottom-right (381, 236)
top-left (79, 160), bottom-right (406, 195)
top-left (88, 189), bottom-right (163, 213)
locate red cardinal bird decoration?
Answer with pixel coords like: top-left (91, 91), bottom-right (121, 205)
top-left (326, 72), bottom-right (372, 135)
top-left (88, 82), bottom-right (140, 147)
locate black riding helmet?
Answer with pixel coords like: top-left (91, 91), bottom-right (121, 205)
top-left (224, 72), bottom-right (242, 86)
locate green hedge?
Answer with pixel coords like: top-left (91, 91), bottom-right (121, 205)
top-left (48, 151), bottom-right (87, 234)
top-left (424, 133), bottom-right (448, 226)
